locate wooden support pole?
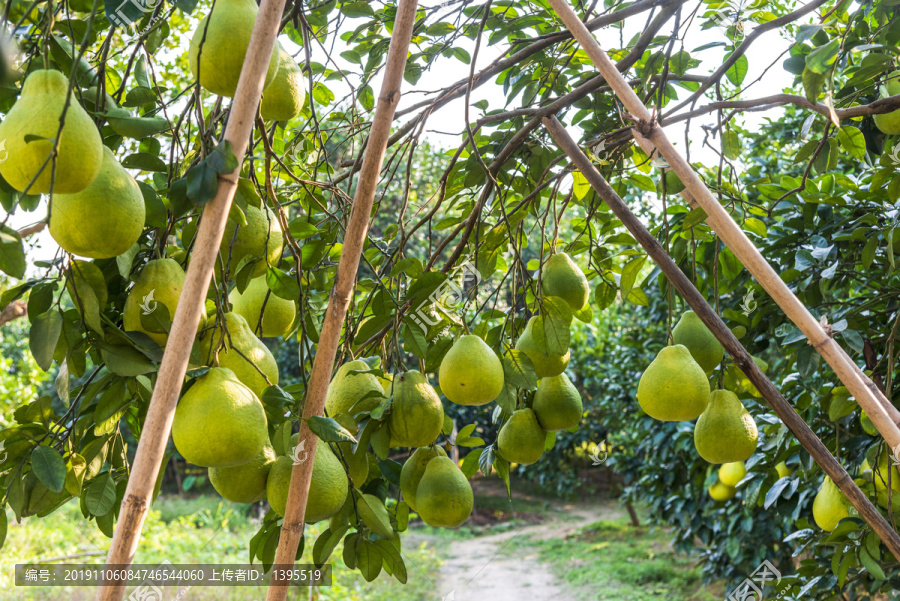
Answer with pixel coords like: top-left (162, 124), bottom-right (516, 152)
top-left (545, 0), bottom-right (900, 451)
top-left (95, 0), bottom-right (289, 598)
top-left (264, 2), bottom-right (419, 599)
top-left (543, 114), bottom-right (900, 560)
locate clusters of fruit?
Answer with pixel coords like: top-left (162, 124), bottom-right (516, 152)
top-left (637, 310), bottom-right (760, 498)
top-left (0, 0), bottom-right (304, 257)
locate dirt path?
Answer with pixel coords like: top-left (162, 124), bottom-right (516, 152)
top-left (433, 494), bottom-right (619, 601)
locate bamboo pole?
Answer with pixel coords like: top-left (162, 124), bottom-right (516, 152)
top-left (545, 0), bottom-right (900, 451)
top-left (95, 0), bottom-right (288, 598)
top-left (264, 1), bottom-right (419, 598)
top-left (544, 114), bottom-right (900, 560)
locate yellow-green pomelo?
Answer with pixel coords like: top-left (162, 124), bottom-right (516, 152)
top-left (209, 444), bottom-right (275, 503)
top-left (438, 335), bottom-right (504, 406)
top-left (694, 390), bottom-right (758, 464)
top-left (199, 312), bottom-right (279, 400)
top-left (229, 276), bottom-right (296, 337)
top-left (875, 73), bottom-right (900, 135)
top-left (532, 372), bottom-right (583, 431)
top-left (66, 260), bottom-right (108, 309)
top-left (708, 481), bottom-right (736, 501)
top-left (718, 461), bottom-right (746, 487)
top-left (50, 147), bottom-right (145, 259)
top-left (862, 451), bottom-right (900, 494)
top-left (637, 345), bottom-right (709, 421)
top-left (260, 44), bottom-right (306, 122)
top-left (733, 356), bottom-right (768, 398)
top-left (389, 370), bottom-right (444, 448)
top-left (813, 476), bottom-right (849, 531)
top-left (219, 203), bottom-right (284, 279)
top-left (123, 258), bottom-right (207, 346)
top-left (400, 446), bottom-right (447, 512)
top-left (672, 311), bottom-right (724, 373)
top-left (324, 360), bottom-right (385, 417)
top-left (498, 408), bottom-right (546, 466)
top-left (172, 367), bottom-right (268, 467)
top-left (542, 252), bottom-right (589, 311)
top-left (775, 461), bottom-right (793, 479)
top-left (514, 316), bottom-right (570, 378)
top-left (267, 440), bottom-right (348, 522)
top-left (415, 456), bottom-right (474, 528)
top-left (188, 0), bottom-right (279, 97)
top-left (0, 69), bottom-right (102, 193)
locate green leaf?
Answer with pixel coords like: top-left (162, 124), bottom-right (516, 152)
top-left (539, 297), bottom-right (572, 355)
top-left (121, 152), bottom-right (167, 172)
top-left (312, 526), bottom-right (348, 567)
top-left (307, 416), bottom-right (358, 443)
top-left (725, 53), bottom-right (748, 85)
top-left (99, 344), bottom-right (157, 376)
top-left (0, 226), bottom-right (25, 279)
top-left (502, 349), bottom-right (536, 389)
top-left (859, 546), bottom-right (886, 580)
top-left (355, 492), bottom-right (394, 539)
top-left (0, 505), bottom-right (7, 549)
top-left (806, 39), bottom-right (840, 74)
top-left (802, 69), bottom-right (825, 103)
top-left (266, 267), bottom-right (301, 301)
top-left (837, 126), bottom-right (866, 160)
top-left (139, 301), bottom-right (172, 335)
top-left (572, 170), bottom-right (591, 201)
top-left (374, 539), bottom-right (407, 584)
top-left (355, 540), bottom-right (383, 582)
top-left (722, 129), bottom-right (741, 160)
top-left (105, 110), bottom-right (169, 139)
top-left (31, 446), bottom-right (66, 494)
top-left (594, 280), bottom-right (617, 310)
top-left (460, 448), bottom-right (483, 479)
top-left (84, 473), bottom-right (117, 516)
top-left (208, 141), bottom-right (238, 174)
top-left (30, 310), bottom-right (63, 371)
top-left (620, 256), bottom-right (646, 300)
top-left (185, 162), bottom-right (219, 205)
top-left (340, 1), bottom-right (374, 17)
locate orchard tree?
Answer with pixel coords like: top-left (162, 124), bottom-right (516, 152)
top-left (1, 0), bottom-right (900, 597)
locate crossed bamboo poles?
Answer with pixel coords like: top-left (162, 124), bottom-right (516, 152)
top-left (98, 1), bottom-right (900, 599)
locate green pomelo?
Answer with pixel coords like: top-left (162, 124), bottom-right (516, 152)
top-left (123, 258), bottom-right (207, 346)
top-left (514, 316), bottom-right (570, 378)
top-left (637, 345), bottom-right (709, 421)
top-left (209, 444), bottom-right (276, 503)
top-left (267, 440), bottom-right (349, 522)
top-left (438, 335), bottom-right (504, 406)
top-left (532, 372), bottom-right (583, 431)
top-left (50, 147), bottom-right (145, 259)
top-left (399, 446), bottom-right (447, 512)
top-left (324, 360), bottom-right (385, 418)
top-left (172, 367), bottom-right (268, 468)
top-left (415, 456), bottom-right (474, 528)
top-left (229, 276), bottom-right (296, 337)
top-left (200, 312), bottom-right (279, 400)
top-left (497, 408), bottom-right (546, 465)
top-left (672, 310), bottom-right (724, 373)
top-left (389, 370), bottom-right (445, 448)
top-left (188, 0), bottom-right (279, 97)
top-left (0, 69), bottom-right (103, 193)
top-left (694, 390), bottom-right (758, 464)
top-left (260, 44), bottom-right (306, 122)
top-left (542, 252), bottom-right (590, 311)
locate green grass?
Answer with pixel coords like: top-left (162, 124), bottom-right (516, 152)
top-left (2, 496), bottom-right (441, 601)
top-left (529, 518), bottom-right (722, 601)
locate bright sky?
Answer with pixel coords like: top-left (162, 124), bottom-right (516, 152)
top-left (4, 0), bottom-right (801, 268)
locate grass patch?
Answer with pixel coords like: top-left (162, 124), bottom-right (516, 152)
top-left (2, 496), bottom-right (440, 601)
top-left (532, 518), bottom-right (721, 601)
